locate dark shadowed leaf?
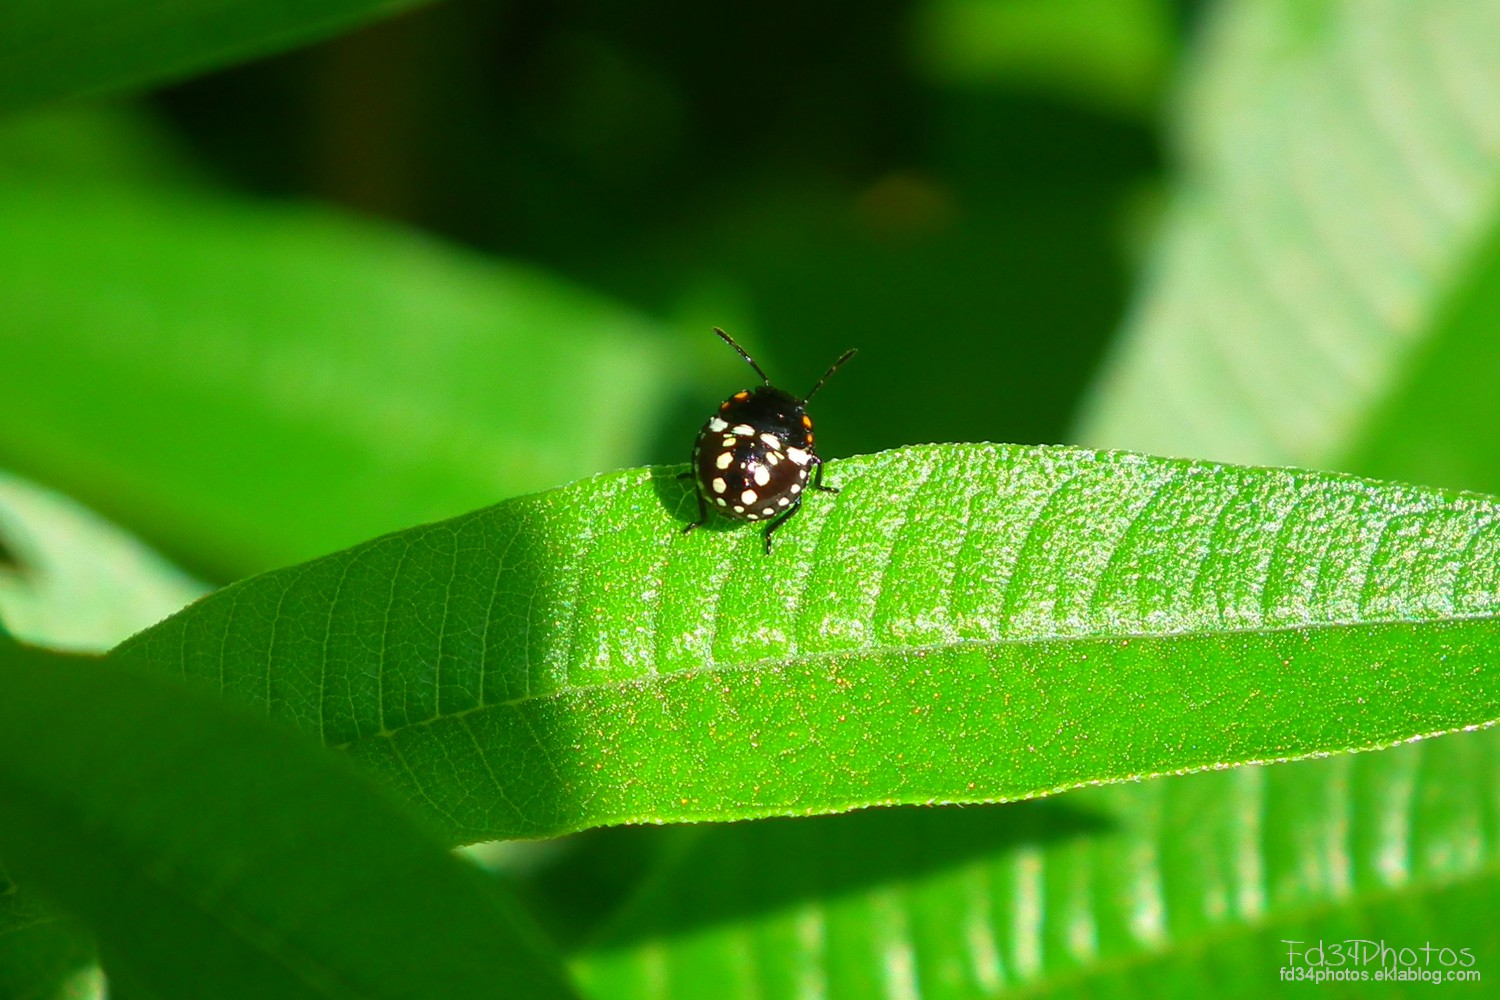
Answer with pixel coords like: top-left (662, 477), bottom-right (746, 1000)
top-left (0, 644), bottom-right (578, 1000)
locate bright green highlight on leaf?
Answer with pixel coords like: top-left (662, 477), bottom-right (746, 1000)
top-left (1077, 0), bottom-right (1500, 469)
top-left (116, 443), bottom-right (1500, 843)
top-left (0, 643), bottom-right (578, 1000)
top-left (914, 0), bottom-right (1175, 117)
top-left (0, 469), bottom-right (205, 651)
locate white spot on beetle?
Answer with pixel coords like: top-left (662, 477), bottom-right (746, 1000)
top-left (760, 432), bottom-right (781, 449)
top-left (712, 477), bottom-right (727, 494)
top-left (777, 497), bottom-right (790, 507)
top-left (732, 423), bottom-right (756, 436)
top-left (762, 506), bottom-right (774, 515)
top-left (786, 447), bottom-right (811, 466)
top-left (741, 489), bottom-right (758, 504)
top-left (753, 467), bottom-right (770, 487)
top-left (715, 452), bottom-right (733, 470)
top-left (791, 483), bottom-right (802, 494)
top-left (709, 417), bottom-right (729, 432)
top-left (716, 498), bottom-right (728, 507)
top-left (733, 504), bottom-right (745, 513)
top-left (766, 451), bottom-right (781, 466)
top-left (722, 436), bottom-right (737, 448)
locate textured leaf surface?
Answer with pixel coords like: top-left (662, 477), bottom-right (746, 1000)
top-left (1076, 0), bottom-right (1500, 469)
top-left (572, 728), bottom-right (1499, 998)
top-left (0, 182), bottom-right (673, 575)
top-left (116, 443), bottom-right (1500, 843)
top-left (0, 643), bottom-right (578, 1000)
top-left (0, 469), bottom-right (205, 651)
top-left (0, 0), bottom-right (428, 114)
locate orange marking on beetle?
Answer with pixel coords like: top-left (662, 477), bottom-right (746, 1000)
top-left (734, 391), bottom-right (750, 401)
top-left (802, 415), bottom-right (813, 428)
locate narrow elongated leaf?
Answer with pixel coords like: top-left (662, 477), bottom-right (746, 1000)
top-left (1076, 0), bottom-right (1500, 469)
top-left (574, 3), bottom-right (1500, 996)
top-left (0, 643), bottom-right (578, 1000)
top-left (0, 182), bottom-right (674, 575)
top-left (116, 443), bottom-right (1500, 843)
top-left (572, 728), bottom-right (1500, 999)
top-left (0, 0), bottom-right (429, 114)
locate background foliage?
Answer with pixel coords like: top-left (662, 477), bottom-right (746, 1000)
top-left (3, 0), bottom-right (1499, 996)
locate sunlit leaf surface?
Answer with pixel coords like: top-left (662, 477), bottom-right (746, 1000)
top-left (0, 469), bottom-right (205, 651)
top-left (116, 444), bottom-right (1500, 843)
top-left (572, 728), bottom-right (1499, 998)
top-left (1077, 0), bottom-right (1500, 470)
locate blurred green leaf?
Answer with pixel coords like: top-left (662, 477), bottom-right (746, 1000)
top-left (0, 914), bottom-right (96, 1000)
top-left (0, 182), bottom-right (675, 577)
top-left (1076, 0), bottom-right (1500, 471)
top-left (0, 0), bottom-right (431, 114)
top-left (572, 728), bottom-right (1500, 998)
top-left (1345, 217), bottom-right (1500, 496)
top-left (115, 443), bottom-right (1500, 843)
top-left (914, 0), bottom-right (1176, 117)
top-left (0, 104), bottom-right (204, 191)
top-left (0, 469), bottom-right (206, 652)
top-left (0, 643), bottom-right (578, 1000)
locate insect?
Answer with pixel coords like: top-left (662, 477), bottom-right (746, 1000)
top-left (682, 328), bottom-right (857, 553)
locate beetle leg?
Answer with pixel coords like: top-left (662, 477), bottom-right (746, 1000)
top-left (761, 495), bottom-right (804, 553)
top-left (812, 457), bottom-right (839, 494)
top-left (682, 487), bottom-right (709, 535)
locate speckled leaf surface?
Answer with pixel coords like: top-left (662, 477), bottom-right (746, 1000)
top-left (115, 444), bottom-right (1500, 843)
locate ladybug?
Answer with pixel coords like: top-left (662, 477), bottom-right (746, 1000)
top-left (682, 328), bottom-right (856, 553)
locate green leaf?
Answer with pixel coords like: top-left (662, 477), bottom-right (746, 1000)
top-left (115, 443), bottom-right (1500, 843)
top-left (0, 914), bottom-right (96, 1000)
top-left (1075, 0), bottom-right (1500, 470)
top-left (0, 643), bottom-right (578, 1000)
top-left (571, 728), bottom-right (1500, 998)
top-left (0, 468), bottom-right (206, 652)
top-left (0, 0), bottom-right (430, 114)
top-left (0, 182), bottom-right (675, 576)
top-left (0, 104), bottom-right (205, 192)
top-left (1345, 216), bottom-right (1500, 496)
top-left (914, 0), bottom-right (1176, 118)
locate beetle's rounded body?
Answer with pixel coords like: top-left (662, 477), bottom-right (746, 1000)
top-left (681, 329), bottom-right (855, 553)
top-left (691, 385), bottom-right (817, 524)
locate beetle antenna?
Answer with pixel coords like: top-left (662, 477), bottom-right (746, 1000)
top-left (804, 348), bottom-right (857, 402)
top-left (714, 328), bottom-right (772, 385)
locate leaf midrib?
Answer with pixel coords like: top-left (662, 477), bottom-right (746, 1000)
top-left (327, 611), bottom-right (1500, 752)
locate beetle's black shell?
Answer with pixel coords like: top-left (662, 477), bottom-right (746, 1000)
top-left (690, 385), bottom-right (819, 523)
